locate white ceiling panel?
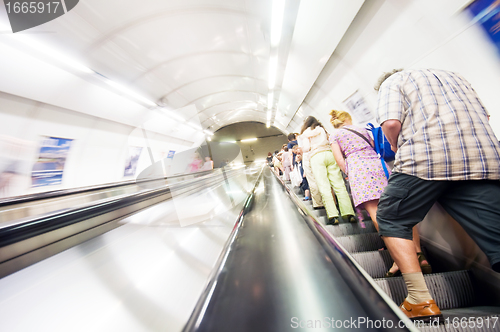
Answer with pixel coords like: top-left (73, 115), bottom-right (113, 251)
top-left (0, 0), bottom-right (365, 136)
top-left (276, 0), bottom-right (365, 129)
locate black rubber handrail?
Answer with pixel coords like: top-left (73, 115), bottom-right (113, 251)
top-left (0, 168), bottom-right (218, 207)
top-left (183, 165), bottom-right (264, 332)
top-left (0, 168), bottom-right (241, 249)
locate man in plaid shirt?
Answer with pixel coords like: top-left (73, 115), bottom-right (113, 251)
top-left (375, 68), bottom-right (500, 321)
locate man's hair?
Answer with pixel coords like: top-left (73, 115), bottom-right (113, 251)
top-left (287, 133), bottom-right (296, 141)
top-left (374, 68), bottom-right (404, 91)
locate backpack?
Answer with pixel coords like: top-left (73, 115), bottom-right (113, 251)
top-left (366, 123), bottom-right (395, 179)
top-left (366, 123), bottom-right (395, 162)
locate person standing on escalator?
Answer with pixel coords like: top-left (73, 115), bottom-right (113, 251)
top-left (300, 116), bottom-right (355, 225)
top-left (375, 68), bottom-right (500, 321)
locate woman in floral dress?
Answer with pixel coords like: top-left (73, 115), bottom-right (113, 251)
top-left (329, 110), bottom-right (389, 227)
top-left (329, 109), bottom-right (431, 277)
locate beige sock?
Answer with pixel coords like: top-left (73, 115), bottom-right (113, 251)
top-left (402, 272), bottom-right (433, 304)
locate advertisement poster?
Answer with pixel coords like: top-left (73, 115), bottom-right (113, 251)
top-left (124, 146), bottom-right (143, 177)
top-left (167, 150), bottom-right (176, 159)
top-left (31, 136), bottom-right (73, 187)
top-left (467, 0), bottom-right (500, 55)
top-left (343, 90), bottom-right (374, 125)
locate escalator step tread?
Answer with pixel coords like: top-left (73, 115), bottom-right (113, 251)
top-left (375, 270), bottom-right (476, 310)
top-left (335, 233), bottom-right (385, 252)
top-left (350, 250), bottom-right (393, 278)
top-left (325, 221), bottom-right (377, 237)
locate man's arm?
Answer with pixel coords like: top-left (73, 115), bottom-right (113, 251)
top-left (381, 119), bottom-right (401, 152)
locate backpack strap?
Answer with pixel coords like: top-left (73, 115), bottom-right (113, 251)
top-left (366, 123), bottom-right (390, 179)
top-left (342, 127), bottom-right (374, 148)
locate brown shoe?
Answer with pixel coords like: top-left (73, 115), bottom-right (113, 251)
top-left (400, 299), bottom-right (442, 321)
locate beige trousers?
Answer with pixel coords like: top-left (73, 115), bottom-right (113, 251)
top-left (302, 153), bottom-right (323, 208)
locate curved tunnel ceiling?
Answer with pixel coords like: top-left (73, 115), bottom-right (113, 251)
top-left (0, 0), bottom-right (365, 135)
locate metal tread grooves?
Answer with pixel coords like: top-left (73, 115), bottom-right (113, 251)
top-left (351, 250), bottom-right (394, 278)
top-left (375, 271), bottom-right (475, 310)
top-left (335, 232), bottom-right (385, 252)
top-left (325, 221), bottom-right (377, 237)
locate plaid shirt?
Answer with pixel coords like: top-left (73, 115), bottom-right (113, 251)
top-left (376, 69), bottom-right (500, 181)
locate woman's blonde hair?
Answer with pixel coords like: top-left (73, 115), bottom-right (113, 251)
top-left (329, 110), bottom-right (352, 128)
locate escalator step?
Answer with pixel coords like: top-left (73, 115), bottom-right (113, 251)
top-left (325, 221), bottom-right (377, 237)
top-left (350, 250), bottom-right (393, 278)
top-left (335, 233), bottom-right (385, 252)
top-left (375, 271), bottom-right (475, 310)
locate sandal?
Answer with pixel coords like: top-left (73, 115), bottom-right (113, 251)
top-left (385, 252), bottom-right (432, 277)
top-left (418, 252), bottom-right (432, 274)
top-left (385, 270), bottom-right (401, 278)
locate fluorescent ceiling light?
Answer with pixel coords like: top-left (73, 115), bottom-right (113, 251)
top-left (268, 92), bottom-right (274, 110)
top-left (222, 140), bottom-right (237, 144)
top-left (207, 136), bottom-right (212, 141)
top-left (204, 130), bottom-right (214, 136)
top-left (105, 80), bottom-right (156, 107)
top-left (15, 35), bottom-right (94, 74)
top-left (271, 0), bottom-right (286, 46)
top-left (241, 138), bottom-right (257, 142)
top-left (165, 110), bottom-right (185, 122)
top-left (187, 122), bottom-right (202, 131)
top-left (268, 55), bottom-right (278, 89)
top-left (266, 121), bottom-right (270, 128)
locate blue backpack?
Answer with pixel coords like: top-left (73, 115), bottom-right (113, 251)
top-left (366, 123), bottom-right (395, 178)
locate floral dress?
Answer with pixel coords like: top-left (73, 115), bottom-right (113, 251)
top-left (329, 125), bottom-right (390, 208)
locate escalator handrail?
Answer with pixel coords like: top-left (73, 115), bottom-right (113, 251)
top-left (0, 168), bottom-right (220, 207)
top-left (0, 168), bottom-right (245, 249)
top-left (183, 165), bottom-right (265, 332)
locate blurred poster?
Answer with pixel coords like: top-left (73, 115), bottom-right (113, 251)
top-left (343, 90), bottom-right (373, 125)
top-left (167, 150), bottom-right (175, 159)
top-left (31, 136), bottom-right (73, 187)
top-left (467, 0), bottom-right (500, 55)
top-left (124, 146), bottom-right (143, 177)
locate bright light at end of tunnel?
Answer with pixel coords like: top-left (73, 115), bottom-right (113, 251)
top-left (241, 138), bottom-right (257, 143)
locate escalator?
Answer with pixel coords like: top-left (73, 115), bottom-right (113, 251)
top-left (280, 171), bottom-right (500, 331)
top-left (0, 166), bottom-right (260, 331)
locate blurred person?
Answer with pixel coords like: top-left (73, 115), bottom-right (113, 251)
top-left (375, 68), bottom-right (500, 321)
top-left (272, 150), bottom-right (283, 176)
top-left (329, 109), bottom-right (431, 278)
top-left (200, 156), bottom-right (214, 171)
top-left (187, 152), bottom-right (203, 173)
top-left (294, 142), bottom-right (323, 207)
top-left (266, 152), bottom-right (273, 166)
top-left (294, 152), bottom-right (310, 201)
top-left (281, 146), bottom-right (292, 181)
top-left (0, 135), bottom-right (32, 198)
top-left (300, 116), bottom-right (355, 225)
top-left (287, 133), bottom-right (298, 164)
